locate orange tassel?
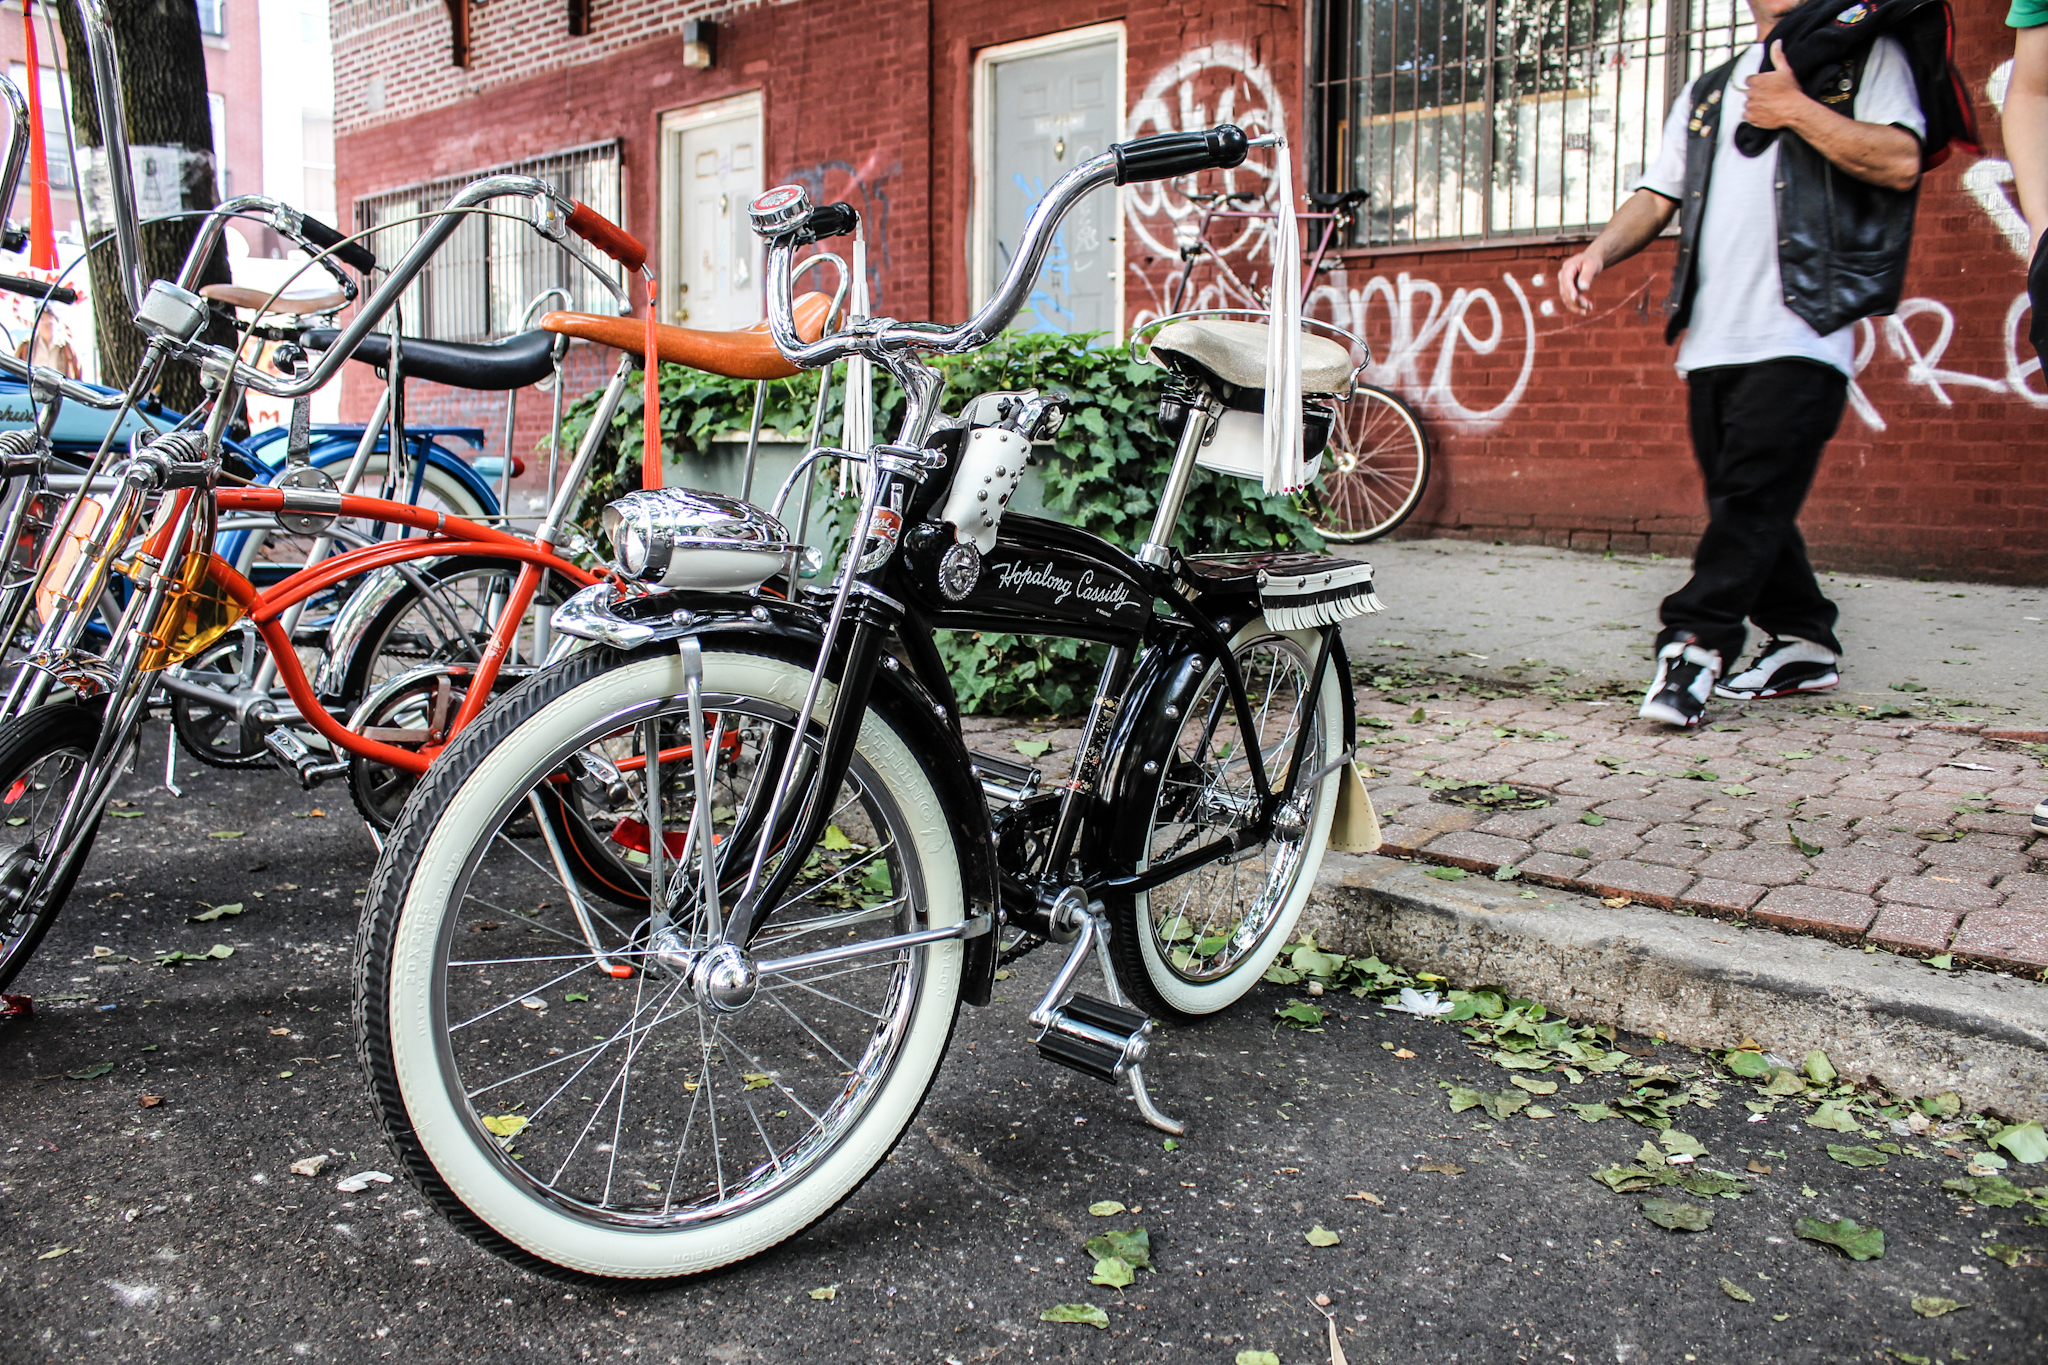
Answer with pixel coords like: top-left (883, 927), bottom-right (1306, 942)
top-left (641, 274), bottom-right (661, 490)
top-left (21, 3), bottom-right (58, 274)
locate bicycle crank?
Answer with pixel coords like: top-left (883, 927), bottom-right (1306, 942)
top-left (1027, 887), bottom-right (1184, 1136)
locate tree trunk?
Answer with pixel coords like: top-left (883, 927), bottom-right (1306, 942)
top-left (55, 0), bottom-right (229, 415)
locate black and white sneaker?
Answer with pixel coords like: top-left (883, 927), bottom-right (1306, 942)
top-left (1641, 637), bottom-right (1719, 728)
top-left (1714, 636), bottom-right (1839, 700)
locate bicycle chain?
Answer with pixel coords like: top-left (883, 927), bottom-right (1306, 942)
top-left (997, 932), bottom-right (1048, 968)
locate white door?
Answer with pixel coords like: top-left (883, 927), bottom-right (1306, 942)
top-left (661, 96), bottom-right (763, 330)
top-left (977, 27), bottom-right (1123, 337)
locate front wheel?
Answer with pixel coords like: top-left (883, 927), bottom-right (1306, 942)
top-left (1104, 618), bottom-right (1344, 1020)
top-left (355, 643), bottom-right (964, 1282)
top-left (0, 703), bottom-right (107, 991)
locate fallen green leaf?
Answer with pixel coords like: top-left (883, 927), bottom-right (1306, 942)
top-left (1980, 1243), bottom-right (2028, 1268)
top-left (1720, 784), bottom-right (1757, 798)
top-left (1788, 826), bottom-right (1823, 857)
top-left (562, 992), bottom-right (589, 1004)
top-left (1941, 1174), bottom-right (2034, 1208)
top-left (1990, 1121), bottom-right (2048, 1165)
top-left (1579, 812), bottom-right (1605, 826)
top-left (1083, 1227), bottom-right (1151, 1270)
top-left (1803, 1050), bottom-right (1837, 1084)
top-left (1040, 1304), bottom-right (1108, 1329)
top-left (1640, 1197), bottom-right (1713, 1231)
top-left (1661, 1130), bottom-right (1707, 1158)
top-left (187, 902), bottom-right (243, 922)
top-left (1826, 1144), bottom-right (1889, 1168)
top-left (1509, 1076), bottom-right (1557, 1096)
top-left (1423, 866), bottom-right (1468, 881)
top-left (1492, 865), bottom-right (1522, 882)
top-left (1761, 1067), bottom-right (1808, 1096)
top-left (742, 1073), bottom-right (773, 1091)
top-left (1723, 1050), bottom-right (1770, 1079)
top-left (808, 1286), bottom-right (837, 1301)
top-left (1089, 1255), bottom-right (1134, 1288)
top-left (820, 824), bottom-right (854, 852)
top-left (1676, 1170), bottom-right (1748, 1199)
top-left (207, 830), bottom-right (244, 839)
top-left (1304, 1224), bottom-right (1341, 1247)
top-left (36, 1247), bottom-right (69, 1260)
top-left (1569, 1102), bottom-right (1618, 1123)
top-left (480, 1115), bottom-right (529, 1138)
top-left (1795, 1216), bottom-right (1884, 1260)
top-left (65, 1062), bottom-right (114, 1080)
top-left (1719, 1278), bottom-right (1755, 1303)
top-left (1592, 1165), bottom-right (1672, 1194)
top-left (1910, 1295), bottom-right (1965, 1318)
top-left (1806, 1101), bottom-right (1859, 1132)
top-left (206, 944), bottom-right (234, 960)
top-left (1013, 739), bottom-right (1052, 760)
top-left (1275, 1001), bottom-right (1325, 1030)
top-left (1087, 1200), bottom-right (1126, 1217)
top-left (1408, 707), bottom-right (1427, 724)
top-left (1237, 1353), bottom-right (1281, 1365)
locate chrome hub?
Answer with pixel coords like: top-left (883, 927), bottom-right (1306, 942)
top-left (691, 942), bottom-right (758, 1013)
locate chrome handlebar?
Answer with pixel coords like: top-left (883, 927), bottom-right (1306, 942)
top-left (72, 0), bottom-right (146, 314)
top-left (0, 79), bottom-right (28, 234)
top-left (752, 124), bottom-right (1250, 373)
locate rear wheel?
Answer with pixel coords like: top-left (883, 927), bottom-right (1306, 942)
top-left (0, 703), bottom-right (106, 991)
top-left (1295, 384), bottom-right (1429, 543)
top-left (1105, 618), bottom-right (1343, 1020)
top-left (355, 644), bottom-right (963, 1281)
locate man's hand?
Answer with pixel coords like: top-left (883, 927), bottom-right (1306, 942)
top-left (1558, 249), bottom-right (1604, 315)
top-left (1741, 42), bottom-right (1816, 131)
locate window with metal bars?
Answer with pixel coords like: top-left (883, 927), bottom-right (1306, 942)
top-left (350, 141), bottom-right (625, 343)
top-left (1308, 0), bottom-right (1759, 247)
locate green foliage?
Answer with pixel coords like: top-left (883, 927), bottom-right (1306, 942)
top-left (557, 331), bottom-right (1323, 716)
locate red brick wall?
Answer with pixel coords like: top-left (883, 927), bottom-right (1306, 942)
top-left (334, 0), bottom-right (2046, 583)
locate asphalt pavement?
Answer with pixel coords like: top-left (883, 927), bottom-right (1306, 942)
top-left (0, 727), bottom-right (2042, 1363)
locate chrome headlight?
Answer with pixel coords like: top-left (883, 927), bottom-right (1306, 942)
top-left (600, 488), bottom-right (797, 591)
top-left (602, 501), bottom-right (656, 578)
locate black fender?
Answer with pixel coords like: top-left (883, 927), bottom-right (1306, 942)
top-left (1086, 614), bottom-right (1353, 878)
top-left (584, 589), bottom-right (1003, 1007)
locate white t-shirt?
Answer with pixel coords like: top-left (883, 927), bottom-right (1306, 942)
top-left (1634, 38), bottom-right (1926, 376)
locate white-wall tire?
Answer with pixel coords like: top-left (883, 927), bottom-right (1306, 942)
top-left (356, 644), bottom-right (963, 1282)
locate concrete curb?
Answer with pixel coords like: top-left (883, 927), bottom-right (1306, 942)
top-left (1297, 852), bottom-right (2048, 1123)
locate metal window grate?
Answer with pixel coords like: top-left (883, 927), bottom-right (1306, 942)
top-left (350, 141), bottom-right (625, 342)
top-left (1308, 0), bottom-right (1757, 247)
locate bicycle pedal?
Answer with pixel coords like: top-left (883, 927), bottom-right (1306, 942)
top-left (1036, 993), bottom-right (1154, 1084)
top-left (262, 728), bottom-right (347, 790)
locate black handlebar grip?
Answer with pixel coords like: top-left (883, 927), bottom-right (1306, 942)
top-left (1110, 125), bottom-right (1250, 186)
top-left (0, 273), bottom-right (77, 305)
top-left (796, 202), bottom-right (858, 245)
top-left (298, 213), bottom-right (377, 274)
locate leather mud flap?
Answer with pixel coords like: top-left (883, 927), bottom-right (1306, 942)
top-left (1330, 760), bottom-right (1381, 854)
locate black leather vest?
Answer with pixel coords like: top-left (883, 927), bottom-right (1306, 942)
top-left (1663, 49), bottom-right (1920, 344)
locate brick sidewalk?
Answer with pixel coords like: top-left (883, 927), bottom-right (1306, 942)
top-left (964, 688), bottom-right (2048, 977)
top-left (1353, 689), bottom-right (2048, 974)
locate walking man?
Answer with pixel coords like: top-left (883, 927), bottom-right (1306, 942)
top-left (1558, 0), bottom-right (1926, 728)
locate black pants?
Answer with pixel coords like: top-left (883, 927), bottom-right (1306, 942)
top-left (1656, 358), bottom-right (1847, 670)
top-left (2030, 233), bottom-right (2048, 367)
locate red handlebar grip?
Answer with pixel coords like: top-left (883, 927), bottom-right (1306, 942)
top-left (566, 201), bottom-right (648, 272)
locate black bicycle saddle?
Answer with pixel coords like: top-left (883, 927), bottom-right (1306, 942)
top-left (301, 327), bottom-right (559, 392)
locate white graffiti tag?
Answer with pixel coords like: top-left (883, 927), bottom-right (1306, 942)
top-left (1311, 272), bottom-right (1538, 429)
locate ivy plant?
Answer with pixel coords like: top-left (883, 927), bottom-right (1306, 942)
top-left (557, 331), bottom-right (1323, 715)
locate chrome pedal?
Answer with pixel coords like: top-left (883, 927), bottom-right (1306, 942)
top-left (1037, 993), bottom-right (1153, 1083)
top-left (968, 748), bottom-right (1041, 805)
top-left (262, 728), bottom-right (349, 790)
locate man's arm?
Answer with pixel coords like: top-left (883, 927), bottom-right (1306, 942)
top-left (1741, 39), bottom-right (1920, 192)
top-left (1557, 189), bottom-right (1680, 314)
top-left (2008, 25), bottom-right (2048, 252)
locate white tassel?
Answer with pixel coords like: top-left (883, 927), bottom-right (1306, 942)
top-left (843, 226), bottom-right (875, 493)
top-left (1261, 137), bottom-right (1305, 497)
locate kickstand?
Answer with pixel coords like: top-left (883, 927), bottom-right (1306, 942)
top-left (162, 724), bottom-right (183, 798)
